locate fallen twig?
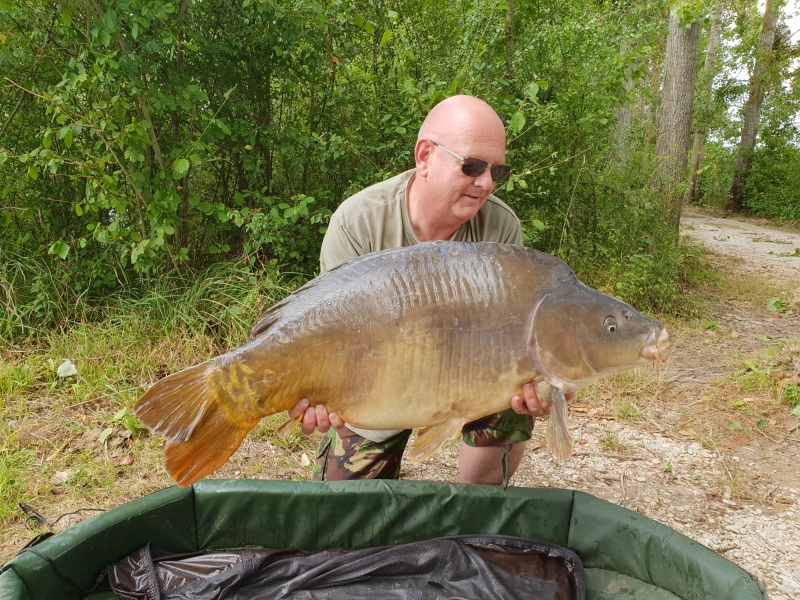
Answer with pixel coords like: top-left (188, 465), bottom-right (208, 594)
top-left (756, 532), bottom-right (782, 553)
top-left (574, 452), bottom-right (645, 461)
top-left (755, 427), bottom-right (781, 444)
top-left (719, 457), bottom-right (734, 481)
top-left (763, 484), bottom-right (781, 501)
top-left (46, 436), bottom-right (74, 462)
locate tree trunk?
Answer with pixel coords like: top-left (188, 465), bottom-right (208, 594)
top-left (727, 0), bottom-right (778, 212)
top-left (686, 0), bottom-right (724, 205)
top-left (639, 31), bottom-right (666, 174)
top-left (613, 41), bottom-right (632, 166)
top-left (653, 8), bottom-right (700, 231)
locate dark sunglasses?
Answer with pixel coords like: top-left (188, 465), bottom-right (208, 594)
top-left (431, 141), bottom-right (511, 182)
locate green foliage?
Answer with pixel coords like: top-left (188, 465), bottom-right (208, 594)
top-left (0, 253), bottom-right (288, 347)
top-left (4, 0), bottom-right (788, 321)
top-left (696, 142), bottom-right (735, 209)
top-left (784, 383), bottom-right (800, 409)
top-left (745, 138), bottom-right (800, 221)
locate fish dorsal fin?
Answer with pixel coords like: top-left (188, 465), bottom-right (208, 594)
top-left (250, 277), bottom-right (325, 338)
top-left (407, 419), bottom-right (467, 463)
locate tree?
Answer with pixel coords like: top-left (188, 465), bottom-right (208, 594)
top-left (727, 0), bottom-right (780, 212)
top-left (652, 4), bottom-right (700, 229)
top-left (686, 0), bottom-right (724, 204)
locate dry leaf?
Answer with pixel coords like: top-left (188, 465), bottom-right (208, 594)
top-left (300, 453), bottom-right (311, 467)
top-left (119, 454), bottom-right (134, 466)
top-left (82, 428), bottom-right (103, 441)
top-left (51, 470), bottom-right (72, 484)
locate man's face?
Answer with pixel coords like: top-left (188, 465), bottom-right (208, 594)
top-left (422, 133), bottom-right (506, 226)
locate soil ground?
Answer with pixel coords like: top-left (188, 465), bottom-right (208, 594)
top-left (2, 209), bottom-right (800, 598)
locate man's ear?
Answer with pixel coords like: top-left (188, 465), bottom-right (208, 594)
top-left (415, 138), bottom-right (433, 176)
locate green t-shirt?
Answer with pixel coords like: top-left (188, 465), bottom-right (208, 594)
top-left (320, 169), bottom-right (522, 272)
top-left (319, 169), bottom-right (523, 442)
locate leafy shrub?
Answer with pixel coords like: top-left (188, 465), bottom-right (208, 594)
top-left (745, 139), bottom-right (800, 221)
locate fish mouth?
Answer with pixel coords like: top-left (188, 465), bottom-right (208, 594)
top-left (640, 327), bottom-right (671, 371)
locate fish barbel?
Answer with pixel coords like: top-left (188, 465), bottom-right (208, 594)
top-left (134, 242), bottom-right (670, 486)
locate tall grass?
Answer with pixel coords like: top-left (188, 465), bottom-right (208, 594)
top-left (1, 254), bottom-right (292, 348)
top-left (0, 258), bottom-right (293, 526)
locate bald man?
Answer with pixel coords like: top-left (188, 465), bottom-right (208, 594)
top-left (288, 95), bottom-right (554, 485)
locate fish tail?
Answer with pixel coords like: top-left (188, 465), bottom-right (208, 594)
top-left (134, 361), bottom-right (256, 486)
top-left (545, 387), bottom-right (572, 461)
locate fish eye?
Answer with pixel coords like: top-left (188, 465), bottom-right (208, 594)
top-left (604, 316), bottom-right (618, 332)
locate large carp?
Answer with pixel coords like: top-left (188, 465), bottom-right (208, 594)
top-left (134, 242), bottom-right (669, 486)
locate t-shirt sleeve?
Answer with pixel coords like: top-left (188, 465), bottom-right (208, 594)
top-left (319, 214), bottom-right (364, 273)
top-left (503, 219), bottom-right (524, 247)
top-left (489, 199), bottom-right (524, 246)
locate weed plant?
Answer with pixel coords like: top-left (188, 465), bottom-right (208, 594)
top-left (600, 431), bottom-right (627, 453)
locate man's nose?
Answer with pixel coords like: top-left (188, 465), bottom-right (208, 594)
top-left (473, 167), bottom-right (495, 189)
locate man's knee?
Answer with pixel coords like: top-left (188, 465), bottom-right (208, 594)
top-left (458, 441), bottom-right (528, 485)
top-left (313, 428), bottom-right (408, 481)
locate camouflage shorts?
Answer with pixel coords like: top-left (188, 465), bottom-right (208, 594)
top-left (312, 408), bottom-right (534, 481)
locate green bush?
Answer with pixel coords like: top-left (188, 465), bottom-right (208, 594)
top-left (745, 139), bottom-right (800, 221)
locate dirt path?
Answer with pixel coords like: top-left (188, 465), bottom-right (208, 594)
top-left (681, 211), bottom-right (800, 286)
top-left (405, 211), bottom-right (800, 600)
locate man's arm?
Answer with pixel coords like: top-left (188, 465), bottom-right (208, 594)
top-left (319, 214), bottom-right (364, 273)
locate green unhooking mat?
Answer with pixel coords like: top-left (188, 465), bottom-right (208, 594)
top-left (0, 480), bottom-right (768, 600)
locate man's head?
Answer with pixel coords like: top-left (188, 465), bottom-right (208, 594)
top-left (410, 95), bottom-right (507, 239)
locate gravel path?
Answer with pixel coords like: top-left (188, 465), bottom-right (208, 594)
top-left (681, 212), bottom-right (800, 288)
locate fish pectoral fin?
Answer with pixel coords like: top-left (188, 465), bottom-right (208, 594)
top-left (544, 387), bottom-right (572, 462)
top-left (276, 415), bottom-right (303, 438)
top-left (407, 419), bottom-right (467, 463)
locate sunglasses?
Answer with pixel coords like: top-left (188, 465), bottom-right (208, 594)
top-left (431, 141), bottom-right (511, 182)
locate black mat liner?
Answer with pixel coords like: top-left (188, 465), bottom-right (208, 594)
top-left (106, 534), bottom-right (585, 600)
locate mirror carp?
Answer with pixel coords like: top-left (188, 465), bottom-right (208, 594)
top-left (134, 242), bottom-right (669, 486)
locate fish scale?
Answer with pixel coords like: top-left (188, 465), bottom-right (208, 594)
top-left (134, 241), bottom-right (669, 486)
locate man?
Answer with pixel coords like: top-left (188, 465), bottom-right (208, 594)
top-left (288, 95), bottom-right (560, 485)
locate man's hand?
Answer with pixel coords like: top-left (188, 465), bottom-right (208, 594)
top-left (287, 398), bottom-right (345, 434)
top-left (510, 382), bottom-right (575, 417)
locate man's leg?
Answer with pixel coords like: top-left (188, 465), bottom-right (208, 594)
top-left (459, 409), bottom-right (535, 485)
top-left (458, 441), bottom-right (527, 485)
top-left (312, 427), bottom-right (411, 480)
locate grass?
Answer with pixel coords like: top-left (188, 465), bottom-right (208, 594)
top-left (599, 431), bottom-right (628, 453)
top-left (611, 399), bottom-right (644, 421)
top-left (0, 261), bottom-right (299, 550)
